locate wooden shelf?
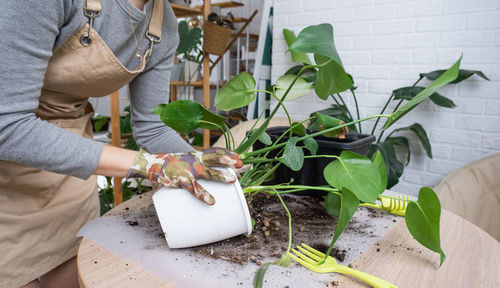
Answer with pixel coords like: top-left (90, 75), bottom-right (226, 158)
top-left (172, 1), bottom-right (243, 18)
top-left (211, 1), bottom-right (244, 8)
top-left (171, 3), bottom-right (203, 17)
top-left (170, 80), bottom-right (227, 88)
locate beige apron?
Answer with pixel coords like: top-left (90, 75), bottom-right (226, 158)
top-left (0, 0), bottom-right (164, 287)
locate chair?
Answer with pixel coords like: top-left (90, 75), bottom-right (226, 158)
top-left (434, 154), bottom-right (500, 242)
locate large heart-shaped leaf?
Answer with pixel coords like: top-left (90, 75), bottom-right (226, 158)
top-left (393, 86), bottom-right (456, 108)
top-left (154, 100), bottom-right (226, 134)
top-left (383, 57), bottom-right (461, 130)
top-left (289, 23), bottom-right (343, 63)
top-left (283, 29), bottom-right (312, 65)
top-left (281, 137), bottom-right (304, 171)
top-left (405, 187), bottom-right (446, 265)
top-left (391, 123), bottom-right (432, 158)
top-left (371, 151), bottom-right (387, 192)
top-left (324, 188), bottom-right (359, 257)
top-left (420, 69), bottom-right (489, 84)
top-left (323, 151), bottom-right (383, 203)
top-left (289, 24), bottom-right (352, 98)
top-left (370, 143), bottom-right (404, 189)
top-left (215, 72), bottom-right (256, 111)
top-left (314, 54), bottom-right (353, 99)
top-left (315, 112), bottom-right (347, 138)
top-left (275, 74), bottom-right (313, 101)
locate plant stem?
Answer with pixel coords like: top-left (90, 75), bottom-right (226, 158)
top-left (236, 63), bottom-right (325, 154)
top-left (269, 93), bottom-right (293, 137)
top-left (273, 190), bottom-right (292, 254)
top-left (371, 93), bottom-right (394, 135)
top-left (243, 114), bottom-right (391, 159)
top-left (198, 120), bottom-right (228, 149)
top-left (244, 185), bottom-right (340, 194)
top-left (223, 122), bottom-right (236, 151)
top-left (349, 89), bottom-right (362, 133)
top-left (336, 93), bottom-right (355, 124)
top-left (376, 76), bottom-right (423, 143)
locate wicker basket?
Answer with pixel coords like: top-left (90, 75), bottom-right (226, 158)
top-left (203, 21), bottom-right (232, 56)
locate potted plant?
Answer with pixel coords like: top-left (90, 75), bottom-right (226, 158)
top-left (173, 20), bottom-right (203, 82)
top-left (154, 23), bottom-right (465, 287)
top-left (281, 29), bottom-right (489, 189)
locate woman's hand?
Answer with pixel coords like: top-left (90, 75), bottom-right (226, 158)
top-left (127, 148), bottom-right (243, 205)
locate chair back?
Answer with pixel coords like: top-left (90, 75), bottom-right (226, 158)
top-left (434, 154), bottom-right (500, 242)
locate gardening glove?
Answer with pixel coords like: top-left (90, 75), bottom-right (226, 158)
top-left (127, 148), bottom-right (243, 205)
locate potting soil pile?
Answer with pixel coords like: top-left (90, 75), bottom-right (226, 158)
top-left (78, 193), bottom-right (402, 287)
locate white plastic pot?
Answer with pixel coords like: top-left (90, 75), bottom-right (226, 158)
top-left (152, 169), bottom-right (252, 248)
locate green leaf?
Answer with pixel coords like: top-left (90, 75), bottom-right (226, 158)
top-left (391, 123), bottom-right (432, 158)
top-left (325, 188), bottom-right (359, 254)
top-left (257, 131), bottom-right (272, 145)
top-left (289, 23), bottom-right (343, 64)
top-left (155, 100), bottom-right (226, 134)
top-left (92, 116), bottom-right (108, 132)
top-left (323, 151), bottom-right (383, 203)
top-left (383, 57), bottom-right (462, 130)
top-left (393, 86), bottom-right (456, 108)
top-left (420, 69), bottom-right (489, 84)
top-left (324, 192), bottom-right (341, 219)
top-left (282, 29), bottom-right (312, 65)
top-left (386, 136), bottom-right (411, 164)
top-left (371, 151), bottom-right (387, 191)
top-left (280, 137), bottom-right (304, 171)
top-left (370, 143), bottom-right (404, 189)
top-left (309, 104), bottom-right (357, 133)
top-left (405, 187), bottom-right (446, 265)
top-left (291, 122), bottom-right (306, 136)
top-left (253, 262), bottom-right (273, 288)
top-left (273, 253), bottom-right (291, 267)
top-left (314, 54), bottom-right (353, 99)
top-left (288, 24), bottom-right (352, 98)
top-left (276, 74), bottom-right (313, 101)
top-left (126, 135), bottom-right (140, 151)
top-left (315, 112), bottom-right (345, 137)
top-left (215, 72), bottom-right (256, 111)
top-left (304, 138), bottom-right (318, 155)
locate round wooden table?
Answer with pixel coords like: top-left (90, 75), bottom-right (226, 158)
top-left (77, 191), bottom-right (500, 288)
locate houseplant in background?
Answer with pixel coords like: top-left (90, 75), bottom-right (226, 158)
top-left (282, 28), bottom-right (489, 189)
top-left (154, 23), bottom-right (464, 287)
top-left (173, 20), bottom-right (203, 82)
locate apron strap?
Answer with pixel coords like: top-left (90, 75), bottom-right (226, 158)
top-left (84, 0), bottom-right (102, 14)
top-left (146, 0), bottom-right (164, 42)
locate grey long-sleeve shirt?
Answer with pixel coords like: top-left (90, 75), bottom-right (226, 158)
top-left (0, 0), bottom-right (193, 179)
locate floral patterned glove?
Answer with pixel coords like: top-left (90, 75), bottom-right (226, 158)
top-left (127, 148), bottom-right (243, 205)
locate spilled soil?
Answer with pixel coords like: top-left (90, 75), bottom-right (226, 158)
top-left (122, 193), bottom-right (377, 266)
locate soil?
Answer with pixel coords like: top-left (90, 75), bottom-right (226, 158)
top-left (122, 193), bottom-right (377, 265)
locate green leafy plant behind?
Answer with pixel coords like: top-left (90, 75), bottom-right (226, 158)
top-left (176, 20), bottom-right (203, 62)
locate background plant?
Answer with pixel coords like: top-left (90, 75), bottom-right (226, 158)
top-left (282, 29), bottom-right (489, 189)
top-left (176, 20), bottom-right (203, 63)
top-left (154, 23), bottom-right (462, 287)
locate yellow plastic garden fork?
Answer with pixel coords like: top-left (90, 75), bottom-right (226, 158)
top-left (360, 195), bottom-right (410, 216)
top-left (290, 243), bottom-right (398, 288)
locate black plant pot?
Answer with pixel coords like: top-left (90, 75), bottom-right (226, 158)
top-left (252, 127), bottom-right (376, 196)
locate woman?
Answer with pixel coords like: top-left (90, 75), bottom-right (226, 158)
top-left (0, 1), bottom-right (241, 287)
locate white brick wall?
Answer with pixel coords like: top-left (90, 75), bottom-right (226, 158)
top-left (271, 0), bottom-right (500, 196)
